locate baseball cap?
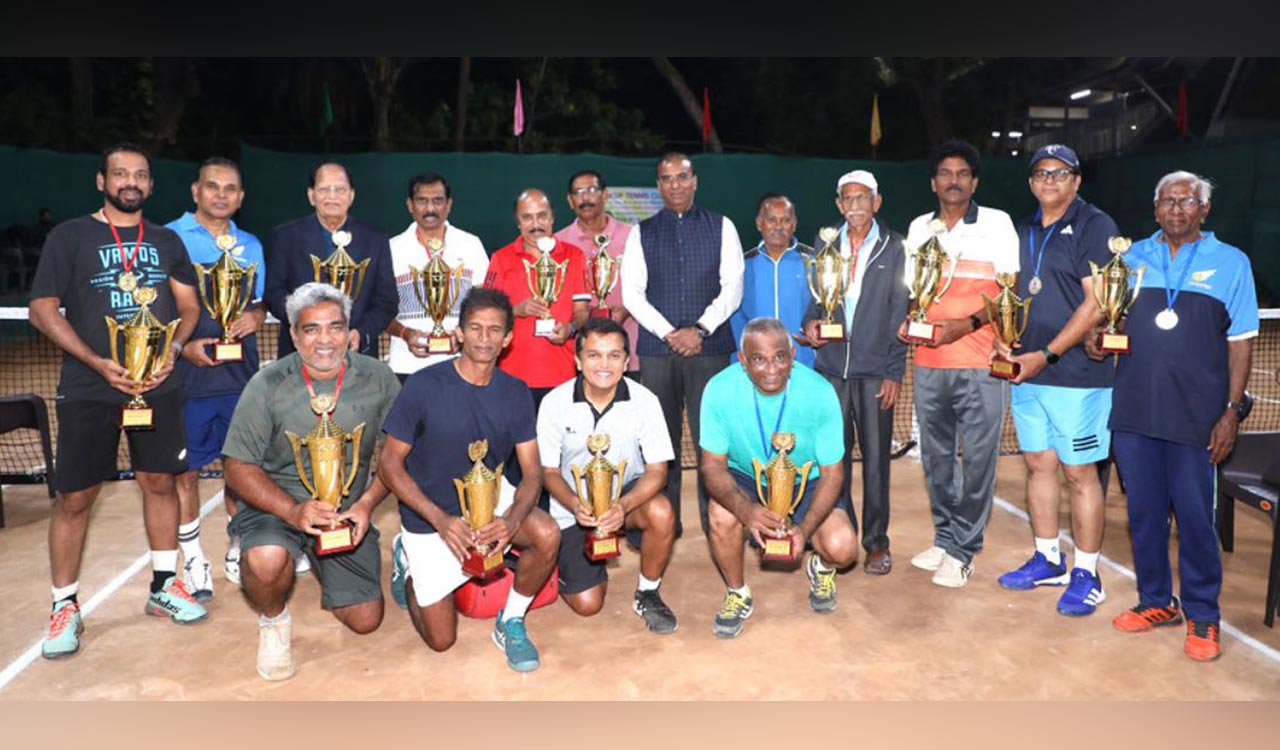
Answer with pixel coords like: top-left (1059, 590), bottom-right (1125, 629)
top-left (1029, 144), bottom-right (1080, 173)
top-left (836, 169), bottom-right (878, 193)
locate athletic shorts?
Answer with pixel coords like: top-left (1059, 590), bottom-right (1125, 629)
top-left (184, 392), bottom-right (241, 470)
top-left (228, 503), bottom-right (383, 610)
top-left (730, 468), bottom-right (852, 549)
top-left (553, 479), bottom-right (645, 594)
top-left (52, 390), bottom-right (188, 493)
top-left (400, 480), bottom-right (516, 607)
top-left (1010, 383), bottom-right (1112, 465)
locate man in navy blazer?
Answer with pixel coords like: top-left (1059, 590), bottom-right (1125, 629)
top-left (264, 162), bottom-right (397, 357)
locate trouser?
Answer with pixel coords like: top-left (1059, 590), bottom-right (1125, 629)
top-left (913, 366), bottom-right (1006, 564)
top-left (639, 352), bottom-right (729, 538)
top-left (823, 373), bottom-right (893, 552)
top-left (1111, 430), bottom-right (1221, 622)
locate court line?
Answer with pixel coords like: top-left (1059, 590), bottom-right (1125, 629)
top-left (0, 489), bottom-right (225, 694)
top-left (991, 494), bottom-right (1280, 667)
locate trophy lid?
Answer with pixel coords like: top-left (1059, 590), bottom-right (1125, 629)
top-left (771, 432), bottom-right (796, 453)
top-left (332, 230), bottom-right (353, 248)
top-left (586, 433), bottom-right (612, 455)
top-left (995, 272), bottom-right (1018, 289)
top-left (536, 236), bottom-right (556, 253)
top-left (215, 233), bottom-right (238, 252)
top-left (467, 439), bottom-right (488, 463)
top-left (1107, 236), bottom-right (1132, 255)
top-left (818, 226), bottom-right (840, 247)
top-left (426, 237), bottom-right (444, 252)
top-left (928, 218), bottom-right (947, 235)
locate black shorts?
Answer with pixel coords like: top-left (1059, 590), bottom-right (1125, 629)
top-left (52, 390), bottom-right (188, 493)
top-left (730, 468), bottom-right (853, 550)
top-left (556, 523), bottom-right (611, 595)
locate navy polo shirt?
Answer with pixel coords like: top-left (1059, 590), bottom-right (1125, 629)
top-left (1109, 231), bottom-right (1259, 448)
top-left (1014, 197), bottom-right (1118, 389)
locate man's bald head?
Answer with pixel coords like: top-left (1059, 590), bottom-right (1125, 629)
top-left (515, 188), bottom-right (554, 250)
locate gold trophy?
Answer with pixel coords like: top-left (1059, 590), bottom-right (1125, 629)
top-left (1090, 236), bottom-right (1145, 354)
top-left (523, 236), bottom-right (568, 337)
top-left (453, 440), bottom-right (506, 580)
top-left (193, 233), bottom-right (258, 362)
top-left (982, 272), bottom-right (1032, 380)
top-left (750, 432), bottom-right (814, 561)
top-left (104, 287), bottom-right (181, 430)
top-left (570, 433), bottom-right (628, 561)
top-left (409, 236), bottom-right (464, 354)
top-left (584, 233), bottom-right (619, 318)
top-left (311, 230), bottom-right (369, 302)
top-left (904, 219), bottom-right (955, 345)
top-left (805, 227), bottom-right (854, 341)
top-left (285, 397), bottom-right (365, 556)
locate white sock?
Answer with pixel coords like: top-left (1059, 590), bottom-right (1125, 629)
top-left (729, 584), bottom-right (751, 598)
top-left (151, 549), bottom-right (179, 574)
top-left (503, 591), bottom-right (533, 621)
top-left (637, 575), bottom-right (661, 592)
top-left (1034, 536), bottom-right (1061, 565)
top-left (1074, 550), bottom-right (1100, 575)
top-left (51, 582), bottom-right (79, 602)
top-left (812, 556), bottom-right (834, 573)
top-left (259, 607), bottom-right (290, 626)
top-left (178, 519), bottom-right (204, 562)
top-left (228, 534), bottom-right (242, 556)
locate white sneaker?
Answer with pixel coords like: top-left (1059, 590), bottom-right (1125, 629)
top-left (910, 545), bottom-right (947, 571)
top-left (224, 547), bottom-right (241, 585)
top-left (294, 553), bottom-right (312, 576)
top-left (257, 614), bottom-right (297, 681)
top-left (932, 552), bottom-right (973, 588)
top-left (183, 555), bottom-right (214, 602)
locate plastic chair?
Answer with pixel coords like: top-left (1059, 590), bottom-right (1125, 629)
top-left (0, 393), bottom-right (57, 528)
top-left (1216, 431), bottom-right (1280, 627)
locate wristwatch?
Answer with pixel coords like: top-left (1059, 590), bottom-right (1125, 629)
top-left (1041, 347), bottom-right (1060, 365)
top-left (968, 314), bottom-right (982, 332)
top-left (1227, 393), bottom-right (1254, 421)
top-left (695, 323), bottom-right (711, 338)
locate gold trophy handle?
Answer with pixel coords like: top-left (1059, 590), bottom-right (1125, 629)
top-left (350, 259), bottom-right (370, 303)
top-left (310, 255), bottom-right (324, 284)
top-left (1015, 299), bottom-right (1032, 342)
top-left (792, 461), bottom-right (814, 515)
top-left (160, 319), bottom-right (181, 371)
top-left (193, 264), bottom-right (219, 320)
top-left (804, 257), bottom-right (823, 306)
top-left (571, 463), bottom-right (592, 515)
top-left (980, 293), bottom-right (998, 334)
top-left (239, 263), bottom-right (259, 321)
top-left (1122, 265), bottom-right (1146, 316)
top-left (341, 423), bottom-right (366, 497)
top-left (454, 478), bottom-right (470, 526)
top-left (104, 316), bottom-right (121, 367)
top-left (287, 432), bottom-right (318, 498)
top-left (752, 458), bottom-right (767, 507)
top-left (612, 459), bottom-right (628, 507)
top-left (521, 259), bottom-right (542, 304)
top-left (1088, 261), bottom-right (1107, 314)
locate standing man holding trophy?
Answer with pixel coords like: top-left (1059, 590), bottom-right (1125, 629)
top-left (700, 318), bottom-right (856, 638)
top-left (537, 317), bottom-right (679, 634)
top-left (800, 169), bottom-right (909, 576)
top-left (989, 145), bottom-right (1120, 617)
top-left (264, 161), bottom-right (398, 358)
top-left (221, 283), bottom-right (401, 681)
top-left (621, 152), bottom-right (745, 538)
top-left (729, 194), bottom-right (816, 367)
top-left (30, 143), bottom-right (207, 659)
top-left (1087, 172), bottom-right (1258, 661)
top-left (387, 171), bottom-right (489, 383)
top-left (900, 139), bottom-right (1019, 588)
top-left (555, 170), bottom-right (640, 377)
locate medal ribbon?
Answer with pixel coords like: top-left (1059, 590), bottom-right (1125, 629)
top-left (104, 213), bottom-right (145, 278)
top-left (1159, 236), bottom-right (1201, 312)
top-left (415, 226), bottom-right (444, 259)
top-left (301, 361), bottom-right (345, 420)
top-left (1026, 211), bottom-right (1057, 286)
top-left (753, 385), bottom-right (789, 460)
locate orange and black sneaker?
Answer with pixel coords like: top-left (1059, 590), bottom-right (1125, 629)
top-left (1112, 598), bottom-right (1183, 633)
top-left (1184, 620), bottom-right (1221, 661)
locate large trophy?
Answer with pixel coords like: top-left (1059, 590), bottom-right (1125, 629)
top-left (570, 433), bottom-right (627, 561)
top-left (523, 236), bottom-right (569, 336)
top-left (1089, 236), bottom-right (1145, 354)
top-left (104, 286), bottom-right (181, 430)
top-left (409, 236), bottom-right (464, 354)
top-left (982, 273), bottom-right (1032, 379)
top-left (453, 440), bottom-right (506, 580)
top-left (904, 219), bottom-right (955, 345)
top-left (311, 230), bottom-right (369, 302)
top-left (804, 227), bottom-right (854, 341)
top-left (285, 397), bottom-right (365, 556)
top-left (584, 234), bottom-right (620, 318)
top-left (193, 233), bottom-right (258, 362)
top-left (750, 432), bottom-right (814, 562)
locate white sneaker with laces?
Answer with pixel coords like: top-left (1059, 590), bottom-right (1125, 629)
top-left (224, 548), bottom-right (241, 585)
top-left (257, 614), bottom-right (296, 681)
top-left (183, 555), bottom-right (215, 602)
top-left (910, 545), bottom-right (947, 571)
top-left (932, 552), bottom-right (974, 588)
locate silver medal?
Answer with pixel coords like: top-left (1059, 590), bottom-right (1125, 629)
top-left (1155, 308), bottom-right (1179, 330)
top-left (1028, 276), bottom-right (1042, 296)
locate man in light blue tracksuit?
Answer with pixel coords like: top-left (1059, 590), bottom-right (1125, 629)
top-left (730, 194), bottom-right (815, 367)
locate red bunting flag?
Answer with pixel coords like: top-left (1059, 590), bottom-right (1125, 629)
top-left (702, 86), bottom-right (712, 144)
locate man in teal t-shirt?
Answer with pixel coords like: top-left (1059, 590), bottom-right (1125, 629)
top-left (700, 317), bottom-right (857, 639)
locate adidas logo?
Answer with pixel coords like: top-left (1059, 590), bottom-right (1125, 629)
top-left (152, 597), bottom-right (182, 614)
top-left (1060, 225), bottom-right (1073, 235)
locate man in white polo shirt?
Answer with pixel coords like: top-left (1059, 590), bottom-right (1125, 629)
top-left (386, 171), bottom-right (489, 382)
top-left (537, 317), bottom-right (679, 634)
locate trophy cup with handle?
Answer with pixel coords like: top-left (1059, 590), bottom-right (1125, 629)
top-left (1090, 236), bottom-right (1145, 354)
top-left (805, 227), bottom-right (854, 341)
top-left (584, 234), bottom-right (619, 318)
top-left (193, 233), bottom-right (258, 363)
top-left (750, 432), bottom-right (814, 562)
top-left (982, 272), bottom-right (1032, 380)
top-left (311, 230), bottom-right (370, 302)
top-left (454, 440), bottom-right (507, 580)
top-left (523, 236), bottom-right (569, 337)
top-left (104, 286), bottom-right (181, 430)
top-left (409, 236), bottom-right (464, 354)
top-left (570, 433), bottom-right (628, 561)
top-left (904, 219), bottom-right (955, 345)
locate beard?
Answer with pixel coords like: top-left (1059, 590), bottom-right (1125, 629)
top-left (105, 188), bottom-right (147, 214)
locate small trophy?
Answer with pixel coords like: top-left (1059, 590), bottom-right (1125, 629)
top-left (570, 433), bottom-right (628, 561)
top-left (311, 230), bottom-right (369, 302)
top-left (193, 233), bottom-right (258, 362)
top-left (750, 432), bottom-right (814, 562)
top-left (805, 227), bottom-right (853, 341)
top-left (982, 273), bottom-right (1032, 380)
top-left (285, 398), bottom-right (365, 556)
top-left (453, 440), bottom-right (506, 580)
top-left (523, 236), bottom-right (568, 337)
top-left (409, 237), bottom-right (464, 354)
top-left (1089, 236), bottom-right (1145, 354)
top-left (584, 234), bottom-right (619, 318)
top-left (104, 287), bottom-right (181, 430)
top-left (904, 219), bottom-right (955, 345)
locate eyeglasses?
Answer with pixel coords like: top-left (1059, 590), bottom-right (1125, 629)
top-left (838, 194), bottom-right (874, 206)
top-left (657, 172), bottom-right (694, 186)
top-left (412, 196), bottom-right (448, 207)
top-left (1030, 168), bottom-right (1076, 184)
top-left (313, 185), bottom-right (351, 196)
top-left (571, 185), bottom-right (602, 197)
top-left (1155, 196), bottom-right (1203, 211)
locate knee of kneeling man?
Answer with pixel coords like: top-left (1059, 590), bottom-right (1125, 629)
top-left (423, 632), bottom-right (457, 653)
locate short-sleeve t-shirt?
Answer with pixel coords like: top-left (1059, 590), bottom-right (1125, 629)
top-left (29, 215), bottom-right (197, 402)
top-left (1014, 197), bottom-right (1119, 388)
top-left (221, 352), bottom-right (401, 508)
top-left (700, 361), bottom-right (845, 480)
top-left (381, 360), bottom-right (537, 534)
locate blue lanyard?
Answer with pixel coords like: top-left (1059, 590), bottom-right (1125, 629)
top-left (753, 386), bottom-right (789, 459)
top-left (1027, 213), bottom-right (1058, 280)
top-left (1159, 236), bottom-right (1201, 310)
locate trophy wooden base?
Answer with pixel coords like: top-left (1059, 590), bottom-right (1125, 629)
top-left (119, 405), bottom-right (155, 431)
top-left (761, 536), bottom-right (795, 562)
top-left (213, 341), bottom-right (244, 362)
top-left (315, 520), bottom-right (356, 556)
top-left (534, 318), bottom-right (557, 337)
top-left (989, 357), bottom-right (1020, 380)
top-left (462, 548), bottom-right (506, 580)
top-left (818, 322), bottom-right (845, 341)
top-left (426, 335), bottom-right (456, 354)
top-left (904, 320), bottom-right (940, 345)
top-left (584, 531), bottom-right (621, 561)
top-left (1098, 332), bottom-right (1130, 354)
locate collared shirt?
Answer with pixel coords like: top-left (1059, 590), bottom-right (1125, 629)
top-left (839, 220), bottom-right (880, 331)
top-left (729, 238), bottom-right (815, 367)
top-left (387, 221), bottom-right (489, 374)
top-left (536, 375), bottom-right (674, 530)
top-left (904, 202), bottom-right (1020, 369)
top-left (556, 214), bottom-right (639, 372)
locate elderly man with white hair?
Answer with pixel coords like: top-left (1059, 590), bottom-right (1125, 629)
top-left (1087, 170), bottom-right (1258, 662)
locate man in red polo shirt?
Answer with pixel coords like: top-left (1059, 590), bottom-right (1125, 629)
top-left (485, 189), bottom-right (591, 405)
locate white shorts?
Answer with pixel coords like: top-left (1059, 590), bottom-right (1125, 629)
top-left (401, 479), bottom-right (516, 607)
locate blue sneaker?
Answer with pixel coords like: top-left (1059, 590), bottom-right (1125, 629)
top-left (491, 610), bottom-right (540, 672)
top-left (390, 533), bottom-right (408, 610)
top-left (1056, 568), bottom-right (1106, 616)
top-left (41, 600), bottom-right (83, 659)
top-left (145, 577), bottom-right (209, 624)
top-left (997, 552), bottom-right (1069, 591)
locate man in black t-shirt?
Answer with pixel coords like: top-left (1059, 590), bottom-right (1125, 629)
top-left (29, 142), bottom-right (206, 660)
top-left (378, 287), bottom-right (560, 673)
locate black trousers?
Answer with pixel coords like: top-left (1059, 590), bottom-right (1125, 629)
top-left (823, 373), bottom-right (895, 552)
top-left (639, 352), bottom-right (729, 538)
